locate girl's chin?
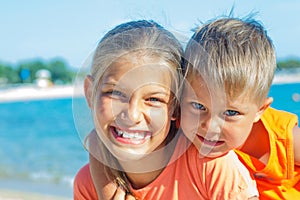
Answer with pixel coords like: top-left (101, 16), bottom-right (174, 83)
top-left (109, 146), bottom-right (149, 161)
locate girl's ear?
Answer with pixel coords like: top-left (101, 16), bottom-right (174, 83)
top-left (171, 102), bottom-right (180, 121)
top-left (254, 97), bottom-right (273, 122)
top-left (84, 75), bottom-right (94, 109)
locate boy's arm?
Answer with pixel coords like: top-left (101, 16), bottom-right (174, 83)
top-left (293, 126), bottom-right (300, 166)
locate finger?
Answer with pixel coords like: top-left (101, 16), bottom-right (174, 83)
top-left (113, 187), bottom-right (127, 200)
top-left (125, 194), bottom-right (136, 200)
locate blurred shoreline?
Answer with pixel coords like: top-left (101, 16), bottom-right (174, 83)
top-left (272, 72), bottom-right (300, 84)
top-left (0, 179), bottom-right (72, 200)
top-left (0, 189), bottom-right (71, 200)
top-left (0, 84), bottom-right (84, 103)
top-left (0, 72), bottom-right (299, 103)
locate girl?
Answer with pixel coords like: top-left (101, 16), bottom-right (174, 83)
top-left (74, 19), bottom-right (185, 199)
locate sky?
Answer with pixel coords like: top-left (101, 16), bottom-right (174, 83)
top-left (1, 0), bottom-right (300, 69)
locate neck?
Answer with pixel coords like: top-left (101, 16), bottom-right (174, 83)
top-left (240, 121), bottom-right (270, 165)
top-left (119, 139), bottom-right (176, 189)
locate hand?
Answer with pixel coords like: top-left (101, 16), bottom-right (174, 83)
top-left (111, 187), bottom-right (136, 200)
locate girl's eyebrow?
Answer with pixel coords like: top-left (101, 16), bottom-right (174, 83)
top-left (148, 91), bottom-right (170, 96)
top-left (101, 77), bottom-right (119, 86)
top-left (102, 81), bottom-right (116, 86)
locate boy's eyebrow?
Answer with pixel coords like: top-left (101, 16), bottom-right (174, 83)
top-left (226, 102), bottom-right (250, 111)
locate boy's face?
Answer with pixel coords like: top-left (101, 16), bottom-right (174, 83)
top-left (181, 75), bottom-right (263, 158)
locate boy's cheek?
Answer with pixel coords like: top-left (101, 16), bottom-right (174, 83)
top-left (180, 115), bottom-right (199, 134)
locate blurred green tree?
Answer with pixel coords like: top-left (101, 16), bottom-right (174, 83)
top-left (277, 59), bottom-right (300, 69)
top-left (0, 58), bottom-right (76, 85)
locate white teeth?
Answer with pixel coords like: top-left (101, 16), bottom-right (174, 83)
top-left (205, 139), bottom-right (217, 142)
top-left (115, 128), bottom-right (147, 140)
top-left (205, 139), bottom-right (215, 142)
top-left (123, 132), bottom-right (134, 139)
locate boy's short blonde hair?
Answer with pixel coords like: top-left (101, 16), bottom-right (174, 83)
top-left (184, 17), bottom-right (276, 105)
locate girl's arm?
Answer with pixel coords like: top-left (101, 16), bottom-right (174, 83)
top-left (89, 154), bottom-right (136, 200)
top-left (293, 126), bottom-right (300, 166)
top-left (89, 153), bottom-right (118, 199)
top-left (88, 129), bottom-right (135, 200)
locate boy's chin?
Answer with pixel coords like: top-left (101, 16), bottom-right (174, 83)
top-left (196, 145), bottom-right (229, 158)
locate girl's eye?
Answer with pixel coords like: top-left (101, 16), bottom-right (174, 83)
top-left (146, 97), bottom-right (167, 107)
top-left (111, 90), bottom-right (123, 96)
top-left (147, 97), bottom-right (160, 102)
top-left (224, 110), bottom-right (240, 116)
top-left (105, 90), bottom-right (125, 98)
top-left (191, 102), bottom-right (205, 110)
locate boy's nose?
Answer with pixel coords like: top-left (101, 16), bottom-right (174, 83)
top-left (200, 115), bottom-right (222, 134)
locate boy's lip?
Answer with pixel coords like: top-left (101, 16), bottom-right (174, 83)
top-left (196, 134), bottom-right (224, 146)
top-left (110, 126), bottom-right (151, 145)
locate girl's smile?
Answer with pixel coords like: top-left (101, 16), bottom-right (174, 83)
top-left (110, 126), bottom-right (152, 145)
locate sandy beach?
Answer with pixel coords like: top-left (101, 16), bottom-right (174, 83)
top-left (272, 73), bottom-right (300, 84)
top-left (0, 189), bottom-right (72, 200)
top-left (0, 84), bottom-right (84, 103)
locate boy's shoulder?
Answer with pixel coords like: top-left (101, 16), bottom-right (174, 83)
top-left (261, 107), bottom-right (298, 134)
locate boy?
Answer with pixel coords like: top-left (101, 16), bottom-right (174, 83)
top-left (182, 16), bottom-right (300, 199)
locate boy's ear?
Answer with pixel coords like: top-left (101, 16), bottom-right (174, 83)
top-left (254, 97), bottom-right (273, 122)
top-left (84, 75), bottom-right (94, 109)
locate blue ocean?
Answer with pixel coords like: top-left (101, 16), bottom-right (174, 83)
top-left (0, 97), bottom-right (89, 197)
top-left (0, 82), bottom-right (299, 197)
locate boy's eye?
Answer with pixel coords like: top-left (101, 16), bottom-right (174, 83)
top-left (191, 102), bottom-right (205, 110)
top-left (224, 110), bottom-right (240, 116)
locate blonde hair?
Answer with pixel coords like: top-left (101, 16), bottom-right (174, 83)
top-left (86, 20), bottom-right (183, 196)
top-left (184, 16), bottom-right (276, 105)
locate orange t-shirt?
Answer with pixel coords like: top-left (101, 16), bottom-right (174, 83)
top-left (74, 135), bottom-right (258, 200)
top-left (74, 164), bottom-right (97, 200)
top-left (235, 107), bottom-right (300, 199)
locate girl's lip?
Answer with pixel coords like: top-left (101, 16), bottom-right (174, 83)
top-left (196, 134), bottom-right (224, 146)
top-left (110, 126), bottom-right (151, 145)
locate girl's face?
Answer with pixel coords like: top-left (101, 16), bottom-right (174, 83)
top-left (181, 75), bottom-right (265, 158)
top-left (86, 55), bottom-right (175, 161)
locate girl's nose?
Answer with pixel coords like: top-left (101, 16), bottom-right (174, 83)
top-left (118, 99), bottom-right (143, 126)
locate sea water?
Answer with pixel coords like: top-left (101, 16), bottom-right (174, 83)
top-left (0, 97), bottom-right (88, 197)
top-left (0, 82), bottom-right (299, 197)
top-left (269, 82), bottom-right (300, 116)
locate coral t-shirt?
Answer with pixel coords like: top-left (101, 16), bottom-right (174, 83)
top-left (74, 135), bottom-right (258, 199)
